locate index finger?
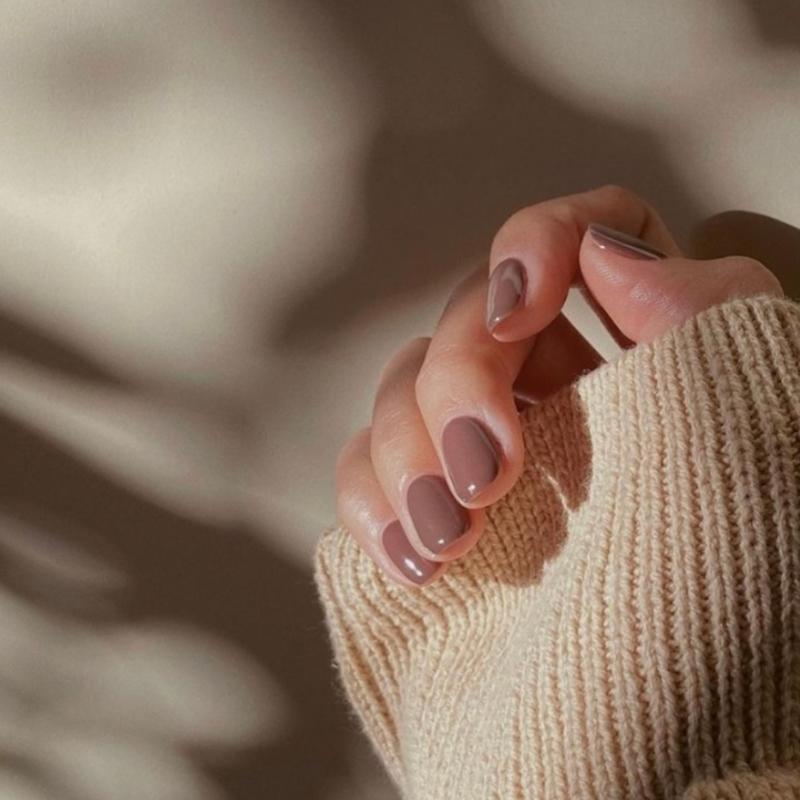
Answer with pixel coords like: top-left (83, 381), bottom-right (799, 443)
top-left (487, 184), bottom-right (681, 342)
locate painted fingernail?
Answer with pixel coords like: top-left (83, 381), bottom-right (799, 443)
top-left (441, 417), bottom-right (500, 503)
top-left (382, 521), bottom-right (439, 585)
top-left (588, 223), bottom-right (667, 260)
top-left (486, 258), bottom-right (526, 331)
top-left (406, 475), bottom-right (469, 555)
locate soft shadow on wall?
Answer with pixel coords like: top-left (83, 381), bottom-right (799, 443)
top-left (274, 0), bottom-right (800, 352)
top-left (742, 0), bottom-right (800, 48)
top-left (0, 390), bottom-right (371, 799)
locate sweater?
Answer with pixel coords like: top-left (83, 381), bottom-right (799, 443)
top-left (315, 295), bottom-right (800, 799)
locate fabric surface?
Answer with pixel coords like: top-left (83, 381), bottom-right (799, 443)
top-left (316, 295), bottom-right (800, 799)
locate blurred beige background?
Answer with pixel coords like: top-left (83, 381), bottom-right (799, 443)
top-left (0, 1), bottom-right (798, 798)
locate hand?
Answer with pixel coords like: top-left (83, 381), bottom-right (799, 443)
top-left (335, 185), bottom-right (783, 587)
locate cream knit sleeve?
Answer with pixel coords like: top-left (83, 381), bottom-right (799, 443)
top-left (315, 295), bottom-right (800, 800)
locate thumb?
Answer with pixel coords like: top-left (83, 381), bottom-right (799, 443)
top-left (580, 223), bottom-right (784, 345)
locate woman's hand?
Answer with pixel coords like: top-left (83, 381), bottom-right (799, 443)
top-left (335, 185), bottom-right (783, 587)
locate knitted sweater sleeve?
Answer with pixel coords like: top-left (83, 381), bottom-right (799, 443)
top-left (315, 295), bottom-right (800, 800)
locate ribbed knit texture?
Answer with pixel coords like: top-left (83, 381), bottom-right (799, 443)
top-left (316, 295), bottom-right (800, 800)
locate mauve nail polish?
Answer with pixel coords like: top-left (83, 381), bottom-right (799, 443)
top-left (382, 521), bottom-right (438, 584)
top-left (441, 417), bottom-right (499, 503)
top-left (487, 258), bottom-right (526, 330)
top-left (406, 475), bottom-right (469, 554)
top-left (588, 223), bottom-right (667, 260)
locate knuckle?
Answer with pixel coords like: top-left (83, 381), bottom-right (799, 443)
top-left (414, 344), bottom-right (457, 399)
top-left (497, 185), bottom-right (644, 242)
top-left (546, 199), bottom-right (586, 234)
top-left (594, 183), bottom-right (635, 203)
top-left (372, 354), bottom-right (422, 442)
top-left (590, 184), bottom-right (650, 218)
top-left (471, 341), bottom-right (513, 382)
top-left (415, 341), bottom-right (506, 407)
top-left (494, 203), bottom-right (543, 243)
top-left (495, 196), bottom-right (574, 246)
top-left (374, 384), bottom-right (420, 434)
top-left (371, 400), bottom-right (416, 454)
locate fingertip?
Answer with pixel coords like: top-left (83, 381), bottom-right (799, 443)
top-left (486, 254), bottom-right (569, 342)
top-left (380, 520), bottom-right (448, 586)
top-left (486, 257), bottom-right (526, 332)
top-left (442, 414), bottom-right (525, 516)
top-left (586, 222), bottom-right (669, 261)
top-left (440, 416), bottom-right (501, 502)
top-left (401, 471), bottom-right (484, 561)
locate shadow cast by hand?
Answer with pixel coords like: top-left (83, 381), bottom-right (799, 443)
top-left (0, 305), bottom-right (127, 387)
top-left (473, 385), bottom-right (591, 589)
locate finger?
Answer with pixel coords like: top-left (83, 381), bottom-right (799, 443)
top-left (487, 184), bottom-right (681, 342)
top-left (335, 428), bottom-right (444, 587)
top-left (371, 338), bottom-right (484, 562)
top-left (416, 269), bottom-right (535, 509)
top-left (418, 268), bottom-right (603, 513)
top-left (580, 224), bottom-right (785, 344)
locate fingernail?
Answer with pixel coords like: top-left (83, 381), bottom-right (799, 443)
top-left (486, 258), bottom-right (526, 331)
top-left (382, 521), bottom-right (439, 584)
top-left (441, 417), bottom-right (500, 503)
top-left (406, 475), bottom-right (469, 555)
top-left (588, 223), bottom-right (667, 260)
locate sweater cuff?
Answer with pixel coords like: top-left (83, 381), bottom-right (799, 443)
top-left (316, 294), bottom-right (800, 799)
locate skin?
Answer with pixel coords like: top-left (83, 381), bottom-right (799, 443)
top-left (335, 185), bottom-right (784, 587)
